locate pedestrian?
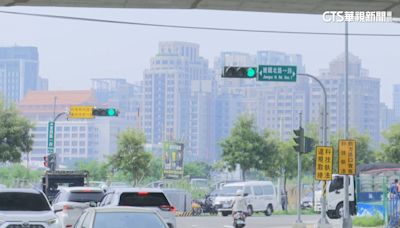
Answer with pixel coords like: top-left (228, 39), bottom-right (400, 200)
top-left (391, 179), bottom-right (399, 198)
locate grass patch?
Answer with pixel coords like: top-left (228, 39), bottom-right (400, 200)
top-left (353, 214), bottom-right (384, 227)
top-left (272, 208), bottom-right (317, 216)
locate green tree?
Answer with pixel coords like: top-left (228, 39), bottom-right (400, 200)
top-left (184, 162), bottom-right (211, 178)
top-left (143, 157), bottom-right (163, 183)
top-left (109, 128), bottom-right (152, 186)
top-left (75, 160), bottom-right (109, 181)
top-left (381, 124), bottom-right (400, 163)
top-left (0, 164), bottom-right (42, 187)
top-left (0, 101), bottom-right (34, 162)
top-left (220, 114), bottom-right (276, 180)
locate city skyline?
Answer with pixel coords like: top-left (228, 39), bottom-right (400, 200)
top-left (0, 41), bottom-right (391, 166)
top-left (0, 7), bottom-right (399, 106)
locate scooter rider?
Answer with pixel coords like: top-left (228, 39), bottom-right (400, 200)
top-left (231, 189), bottom-right (248, 214)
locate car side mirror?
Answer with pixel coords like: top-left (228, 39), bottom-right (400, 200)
top-left (335, 190), bottom-right (340, 194)
top-left (244, 193), bottom-right (249, 197)
top-left (52, 204), bottom-right (63, 212)
top-left (89, 201), bottom-right (97, 207)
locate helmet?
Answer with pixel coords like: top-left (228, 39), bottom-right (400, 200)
top-left (236, 189), bottom-right (244, 196)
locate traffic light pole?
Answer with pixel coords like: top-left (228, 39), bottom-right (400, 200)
top-left (298, 73), bottom-right (330, 228)
top-left (47, 111), bottom-right (67, 171)
top-left (295, 113), bottom-right (304, 227)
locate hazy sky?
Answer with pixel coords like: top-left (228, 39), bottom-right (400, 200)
top-left (0, 7), bottom-right (399, 106)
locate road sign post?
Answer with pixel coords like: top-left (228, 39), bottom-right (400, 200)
top-left (258, 65), bottom-right (297, 82)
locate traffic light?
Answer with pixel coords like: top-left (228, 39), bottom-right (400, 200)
top-left (222, 66), bottom-right (257, 78)
top-left (43, 156), bottom-right (48, 167)
top-left (304, 137), bottom-right (316, 153)
top-left (48, 153), bottom-right (56, 171)
top-left (92, 108), bottom-right (119, 117)
top-left (293, 127), bottom-right (304, 153)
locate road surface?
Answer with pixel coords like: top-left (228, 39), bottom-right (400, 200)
top-left (177, 214), bottom-right (343, 228)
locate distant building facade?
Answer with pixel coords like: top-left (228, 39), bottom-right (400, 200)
top-left (91, 78), bottom-right (142, 128)
top-left (0, 46), bottom-right (47, 105)
top-left (310, 53), bottom-right (380, 143)
top-left (380, 103), bottom-right (396, 133)
top-left (18, 90), bottom-right (128, 168)
top-left (393, 84), bottom-right (400, 119)
top-left (143, 42), bottom-right (215, 162)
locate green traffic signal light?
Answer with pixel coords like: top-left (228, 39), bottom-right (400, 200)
top-left (107, 108), bottom-right (117, 116)
top-left (247, 68), bottom-right (256, 78)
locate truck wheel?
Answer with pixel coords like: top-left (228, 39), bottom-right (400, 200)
top-left (335, 203), bottom-right (344, 219)
top-left (247, 205), bottom-right (253, 216)
top-left (265, 204), bottom-right (273, 216)
top-left (222, 211), bottom-right (229, 217)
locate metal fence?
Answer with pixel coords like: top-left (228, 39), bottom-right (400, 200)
top-left (355, 173), bottom-right (400, 228)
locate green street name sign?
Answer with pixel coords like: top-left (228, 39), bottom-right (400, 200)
top-left (47, 121), bottom-right (55, 154)
top-left (258, 65), bottom-right (297, 82)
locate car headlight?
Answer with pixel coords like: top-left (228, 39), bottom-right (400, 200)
top-left (47, 218), bottom-right (58, 225)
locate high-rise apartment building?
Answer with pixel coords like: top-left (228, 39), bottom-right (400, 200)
top-left (143, 42), bottom-right (214, 161)
top-left (0, 46), bottom-right (42, 105)
top-left (310, 53), bottom-right (380, 143)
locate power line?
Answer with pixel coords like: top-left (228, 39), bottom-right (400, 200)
top-left (0, 10), bottom-right (399, 37)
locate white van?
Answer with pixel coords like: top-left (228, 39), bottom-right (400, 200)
top-left (213, 181), bottom-right (277, 216)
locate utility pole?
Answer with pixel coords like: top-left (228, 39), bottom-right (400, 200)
top-left (294, 112), bottom-right (305, 227)
top-left (342, 21), bottom-right (353, 228)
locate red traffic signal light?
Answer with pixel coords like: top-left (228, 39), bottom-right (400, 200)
top-left (43, 156), bottom-right (49, 167)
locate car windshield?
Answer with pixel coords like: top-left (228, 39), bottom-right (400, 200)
top-left (210, 190), bottom-right (220, 196)
top-left (93, 212), bottom-right (166, 228)
top-left (119, 193), bottom-right (170, 207)
top-left (68, 191), bottom-right (104, 203)
top-left (219, 186), bottom-right (243, 196)
top-left (0, 192), bottom-right (51, 211)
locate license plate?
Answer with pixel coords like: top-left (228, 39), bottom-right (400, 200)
top-left (236, 220), bottom-right (245, 225)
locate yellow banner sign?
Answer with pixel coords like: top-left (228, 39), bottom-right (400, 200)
top-left (315, 146), bottom-right (334, 181)
top-left (338, 139), bottom-right (357, 175)
top-left (69, 106), bottom-right (94, 119)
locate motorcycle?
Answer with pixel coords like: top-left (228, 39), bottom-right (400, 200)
top-left (191, 200), bottom-right (203, 216)
top-left (202, 196), bottom-right (218, 215)
top-left (233, 211), bottom-right (246, 228)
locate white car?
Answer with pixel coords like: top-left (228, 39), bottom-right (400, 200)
top-left (74, 206), bottom-right (168, 228)
top-left (0, 188), bottom-right (61, 228)
top-left (98, 188), bottom-right (176, 228)
top-left (52, 187), bottom-right (105, 228)
top-left (214, 181), bottom-right (277, 216)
